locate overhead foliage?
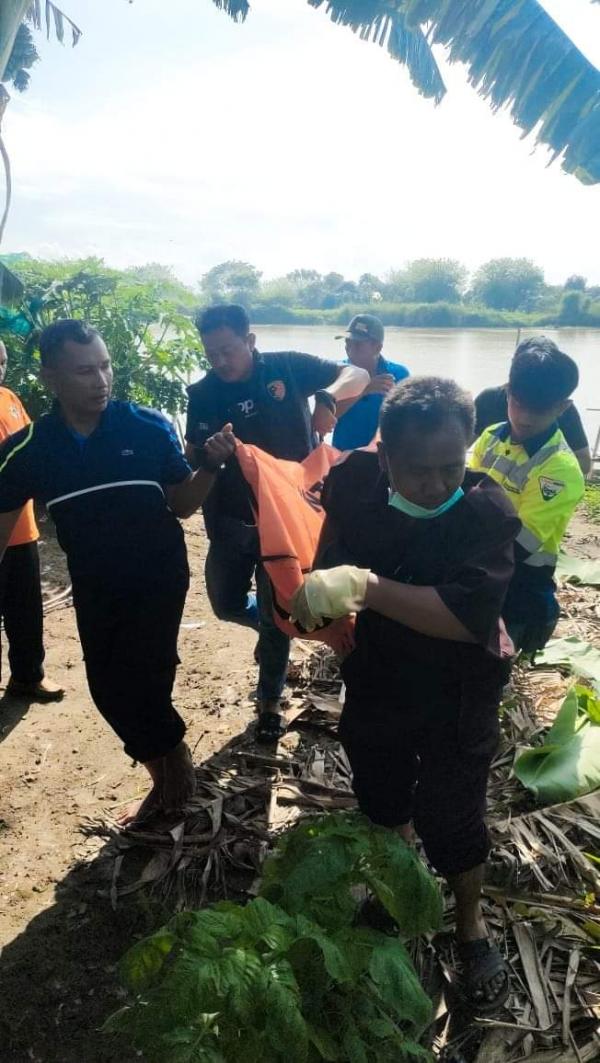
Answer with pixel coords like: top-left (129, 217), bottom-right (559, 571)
top-left (3, 24), bottom-right (39, 92)
top-left (212, 0), bottom-right (600, 184)
top-left (308, 0), bottom-right (445, 102)
top-left (26, 1), bottom-right (82, 47)
top-left (2, 3), bottom-right (81, 91)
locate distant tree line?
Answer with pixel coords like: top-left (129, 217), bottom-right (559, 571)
top-left (1, 255), bottom-right (599, 364)
top-left (199, 258), bottom-right (600, 328)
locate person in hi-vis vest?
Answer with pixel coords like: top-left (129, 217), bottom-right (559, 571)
top-left (471, 337), bottom-right (584, 654)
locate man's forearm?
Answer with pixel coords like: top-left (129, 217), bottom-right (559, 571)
top-left (333, 396), bottom-right (361, 422)
top-left (326, 365), bottom-right (369, 402)
top-left (364, 573), bottom-right (475, 643)
top-left (166, 468), bottom-right (217, 519)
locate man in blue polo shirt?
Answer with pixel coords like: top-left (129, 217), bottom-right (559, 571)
top-left (0, 319), bottom-right (236, 825)
top-left (332, 314), bottom-right (409, 450)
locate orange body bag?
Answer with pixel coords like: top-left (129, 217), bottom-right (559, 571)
top-left (234, 441), bottom-right (354, 653)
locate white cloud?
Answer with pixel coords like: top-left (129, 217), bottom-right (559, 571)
top-left (2, 0), bottom-right (599, 284)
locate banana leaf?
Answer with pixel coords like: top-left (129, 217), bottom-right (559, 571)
top-left (308, 1), bottom-right (446, 102)
top-left (556, 553), bottom-right (600, 588)
top-left (514, 684), bottom-right (600, 802)
top-left (535, 637), bottom-right (600, 688)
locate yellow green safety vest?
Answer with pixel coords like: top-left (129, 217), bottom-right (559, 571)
top-left (470, 423), bottom-right (584, 575)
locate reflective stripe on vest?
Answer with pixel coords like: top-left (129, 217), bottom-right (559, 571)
top-left (477, 430), bottom-right (571, 493)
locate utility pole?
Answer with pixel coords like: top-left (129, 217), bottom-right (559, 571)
top-left (0, 0), bottom-right (30, 82)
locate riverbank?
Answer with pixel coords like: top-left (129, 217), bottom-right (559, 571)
top-left (250, 300), bottom-right (600, 329)
top-left (0, 507), bottom-right (598, 1060)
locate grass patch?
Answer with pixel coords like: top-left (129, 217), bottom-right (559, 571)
top-left (583, 484), bottom-right (600, 524)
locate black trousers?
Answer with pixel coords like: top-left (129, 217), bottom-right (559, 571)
top-left (73, 573), bottom-right (189, 763)
top-left (0, 541), bottom-right (45, 685)
top-left (339, 680), bottom-right (502, 878)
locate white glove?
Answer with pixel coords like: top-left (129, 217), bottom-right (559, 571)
top-left (290, 566), bottom-right (370, 632)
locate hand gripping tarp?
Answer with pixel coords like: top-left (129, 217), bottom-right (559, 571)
top-left (234, 440), bottom-right (354, 653)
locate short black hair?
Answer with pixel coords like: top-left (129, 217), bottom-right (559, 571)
top-left (509, 337), bottom-right (578, 410)
top-left (39, 319), bottom-right (99, 367)
top-left (196, 304), bottom-right (250, 338)
top-left (380, 376), bottom-right (475, 452)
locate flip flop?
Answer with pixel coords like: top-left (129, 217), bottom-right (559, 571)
top-left (255, 711), bottom-right (287, 745)
top-left (457, 938), bottom-right (510, 1014)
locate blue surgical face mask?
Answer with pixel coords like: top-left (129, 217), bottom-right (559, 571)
top-left (388, 485), bottom-right (464, 520)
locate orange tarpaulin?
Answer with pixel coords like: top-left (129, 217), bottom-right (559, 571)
top-left (235, 441), bottom-right (354, 652)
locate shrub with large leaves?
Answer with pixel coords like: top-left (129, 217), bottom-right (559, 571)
top-left (514, 684), bottom-right (600, 803)
top-left (107, 814), bottom-right (442, 1062)
top-left (261, 811), bottom-right (442, 935)
top-left (0, 257), bottom-right (203, 419)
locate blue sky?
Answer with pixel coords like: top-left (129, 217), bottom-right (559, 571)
top-left (3, 0), bottom-right (600, 286)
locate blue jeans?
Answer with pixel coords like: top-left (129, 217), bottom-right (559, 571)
top-left (204, 519), bottom-right (290, 703)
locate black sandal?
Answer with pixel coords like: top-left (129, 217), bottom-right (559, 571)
top-left (255, 711), bottom-right (287, 745)
top-left (457, 938), bottom-right (510, 1014)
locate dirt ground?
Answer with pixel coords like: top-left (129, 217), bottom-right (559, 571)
top-left (0, 506), bottom-right (598, 1062)
top-left (0, 517), bottom-right (263, 1062)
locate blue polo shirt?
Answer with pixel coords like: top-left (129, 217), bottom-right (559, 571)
top-left (0, 400), bottom-right (191, 589)
top-left (332, 357), bottom-right (409, 450)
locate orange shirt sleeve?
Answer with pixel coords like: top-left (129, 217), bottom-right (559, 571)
top-left (0, 389), bottom-right (38, 546)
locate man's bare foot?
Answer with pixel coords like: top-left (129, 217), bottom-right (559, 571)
top-left (114, 755), bottom-right (165, 828)
top-left (7, 677), bottom-right (65, 702)
top-left (115, 785), bottom-right (163, 828)
top-left (114, 744), bottom-right (195, 828)
top-left (161, 741), bottom-right (196, 813)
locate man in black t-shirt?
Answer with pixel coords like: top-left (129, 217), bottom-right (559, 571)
top-left (185, 304), bottom-right (368, 742)
top-left (291, 377), bottom-right (520, 1013)
top-left (475, 339), bottom-right (590, 475)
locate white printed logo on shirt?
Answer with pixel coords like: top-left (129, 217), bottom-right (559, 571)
top-left (237, 399), bottom-right (256, 417)
top-left (539, 476), bottom-right (565, 501)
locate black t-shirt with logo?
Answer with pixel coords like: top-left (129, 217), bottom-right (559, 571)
top-left (474, 385), bottom-right (588, 452)
top-left (185, 351), bottom-right (338, 536)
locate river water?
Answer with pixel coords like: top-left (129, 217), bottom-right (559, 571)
top-left (253, 326), bottom-right (600, 445)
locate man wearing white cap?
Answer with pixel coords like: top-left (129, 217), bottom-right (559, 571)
top-left (332, 314), bottom-right (409, 450)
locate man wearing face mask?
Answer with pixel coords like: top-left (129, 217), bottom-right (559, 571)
top-left (291, 377), bottom-right (520, 1014)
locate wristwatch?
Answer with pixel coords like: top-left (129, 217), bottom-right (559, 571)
top-left (314, 390), bottom-right (337, 414)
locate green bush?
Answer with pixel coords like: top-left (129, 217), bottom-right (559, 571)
top-left (0, 257), bottom-right (204, 419)
top-left (107, 813), bottom-right (442, 1062)
top-left (246, 301), bottom-right (563, 329)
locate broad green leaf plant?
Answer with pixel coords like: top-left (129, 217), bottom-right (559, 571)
top-left (514, 684), bottom-right (600, 803)
top-left (535, 636), bottom-right (600, 690)
top-left (106, 813), bottom-right (442, 1062)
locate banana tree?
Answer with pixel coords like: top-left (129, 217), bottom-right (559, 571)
top-left (0, 2), bottom-right (80, 243)
top-left (214, 0), bottom-right (600, 185)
